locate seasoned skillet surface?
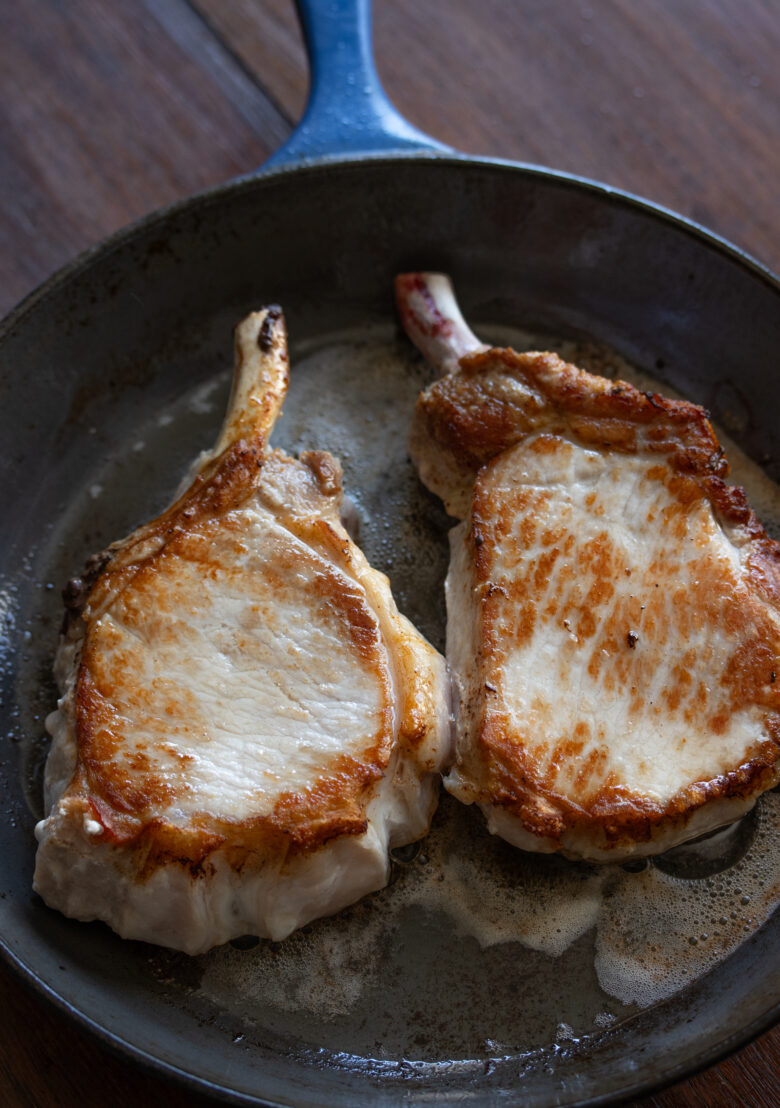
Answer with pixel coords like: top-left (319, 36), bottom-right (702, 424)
top-left (3, 153), bottom-right (780, 1107)
top-left (1, 3), bottom-right (780, 1106)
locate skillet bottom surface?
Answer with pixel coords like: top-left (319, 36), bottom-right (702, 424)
top-left (3, 320), bottom-right (779, 1106)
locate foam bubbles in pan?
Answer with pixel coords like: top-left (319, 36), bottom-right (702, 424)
top-left (192, 329), bottom-right (780, 1058)
top-left (594, 793), bottom-right (780, 1007)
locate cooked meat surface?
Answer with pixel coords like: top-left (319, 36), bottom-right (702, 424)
top-left (396, 272), bottom-right (780, 861)
top-left (34, 307), bottom-right (450, 952)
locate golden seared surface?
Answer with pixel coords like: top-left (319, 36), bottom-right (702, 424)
top-left (435, 353), bottom-right (780, 856)
top-left (398, 273), bottom-right (780, 857)
top-left (411, 347), bottom-right (730, 519)
top-left (35, 307), bottom-right (449, 947)
top-left (73, 454), bottom-right (394, 862)
top-left (448, 431), bottom-right (780, 851)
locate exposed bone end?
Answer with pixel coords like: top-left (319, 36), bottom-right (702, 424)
top-left (394, 272), bottom-right (487, 374)
top-left (35, 298), bottom-right (453, 951)
top-left (210, 306), bottom-right (290, 462)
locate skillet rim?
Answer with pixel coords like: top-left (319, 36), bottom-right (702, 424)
top-left (2, 149), bottom-right (780, 1106)
top-left (2, 151), bottom-right (779, 344)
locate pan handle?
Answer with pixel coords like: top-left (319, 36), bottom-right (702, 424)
top-left (264, 0), bottom-right (451, 168)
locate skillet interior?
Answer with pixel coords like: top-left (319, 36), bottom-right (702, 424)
top-left (1, 155), bottom-right (779, 1106)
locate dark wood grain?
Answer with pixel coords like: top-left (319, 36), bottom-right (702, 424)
top-left (195, 0), bottom-right (780, 276)
top-left (0, 0), bottom-right (289, 318)
top-left (0, 960), bottom-right (217, 1108)
top-left (377, 0), bottom-right (780, 274)
top-left (1, 1), bottom-right (779, 1105)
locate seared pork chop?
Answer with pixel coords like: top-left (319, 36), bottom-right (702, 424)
top-left (396, 272), bottom-right (780, 861)
top-left (34, 307), bottom-right (450, 952)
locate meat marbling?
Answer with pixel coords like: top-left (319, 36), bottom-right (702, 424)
top-left (396, 271), bottom-right (780, 861)
top-left (34, 306), bottom-right (451, 952)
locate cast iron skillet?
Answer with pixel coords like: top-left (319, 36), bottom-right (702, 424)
top-left (1, 2), bottom-right (779, 1104)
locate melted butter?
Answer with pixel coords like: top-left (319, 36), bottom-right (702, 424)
top-left (595, 794), bottom-right (780, 1006)
top-left (197, 328), bottom-right (780, 1051)
top-left (36, 323), bottom-right (777, 1061)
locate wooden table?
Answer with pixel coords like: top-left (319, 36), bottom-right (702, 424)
top-left (1, 2), bottom-right (778, 1104)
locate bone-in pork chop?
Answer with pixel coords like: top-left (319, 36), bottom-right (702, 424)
top-left (34, 307), bottom-right (450, 952)
top-left (396, 272), bottom-right (780, 861)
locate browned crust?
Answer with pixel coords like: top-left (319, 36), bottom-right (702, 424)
top-left (459, 450), bottom-right (780, 850)
top-left (477, 704), bottom-right (779, 849)
top-left (65, 444), bottom-right (398, 878)
top-left (67, 736), bottom-right (387, 878)
top-left (52, 304), bottom-right (435, 889)
top-left (84, 440), bottom-right (264, 621)
top-left (417, 347), bottom-right (731, 484)
top-left (301, 449), bottom-right (343, 497)
top-left (72, 667), bottom-right (392, 879)
top-left (432, 346), bottom-right (780, 851)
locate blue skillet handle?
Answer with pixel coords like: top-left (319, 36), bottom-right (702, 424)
top-left (265, 0), bottom-right (451, 168)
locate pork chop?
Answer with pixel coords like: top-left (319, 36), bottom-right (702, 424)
top-left (34, 306), bottom-right (450, 952)
top-left (396, 271), bottom-right (780, 861)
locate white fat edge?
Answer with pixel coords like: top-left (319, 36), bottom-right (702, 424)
top-left (196, 755), bottom-right (436, 1016)
top-left (39, 332), bottom-right (780, 1019)
top-left (38, 628), bottom-right (85, 824)
top-left (34, 758), bottom-right (400, 962)
top-left (429, 333), bottom-right (780, 996)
